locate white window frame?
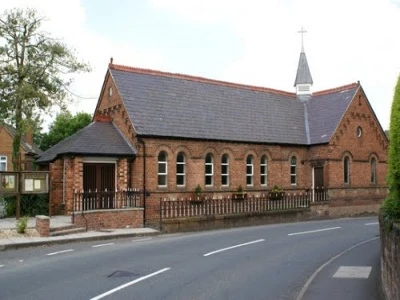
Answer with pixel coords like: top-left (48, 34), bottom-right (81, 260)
top-left (176, 152), bottom-right (186, 187)
top-left (221, 154), bottom-right (229, 187)
top-left (0, 156), bottom-right (7, 171)
top-left (205, 153), bottom-right (214, 187)
top-left (158, 152), bottom-right (168, 187)
top-left (246, 155), bottom-right (254, 187)
top-left (260, 156), bottom-right (267, 186)
top-left (290, 156), bottom-right (297, 186)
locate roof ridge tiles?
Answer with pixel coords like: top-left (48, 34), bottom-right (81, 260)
top-left (313, 82), bottom-right (359, 96)
top-left (109, 63), bottom-right (296, 97)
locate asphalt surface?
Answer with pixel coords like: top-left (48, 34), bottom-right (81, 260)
top-left (0, 217), bottom-right (380, 300)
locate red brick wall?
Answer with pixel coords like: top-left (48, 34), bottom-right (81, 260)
top-left (72, 209), bottom-right (143, 230)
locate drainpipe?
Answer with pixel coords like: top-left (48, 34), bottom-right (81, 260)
top-left (138, 138), bottom-right (146, 227)
top-left (63, 157), bottom-right (66, 205)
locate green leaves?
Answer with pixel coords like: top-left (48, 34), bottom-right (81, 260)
top-left (0, 8), bottom-right (90, 168)
top-left (383, 75), bottom-right (400, 221)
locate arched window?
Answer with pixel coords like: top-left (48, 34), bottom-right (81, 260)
top-left (221, 154), bottom-right (229, 187)
top-left (371, 157), bottom-right (377, 184)
top-left (246, 155), bottom-right (254, 186)
top-left (205, 153), bottom-right (213, 186)
top-left (344, 156), bottom-right (350, 184)
top-left (290, 156), bottom-right (297, 185)
top-left (158, 152), bottom-right (168, 187)
top-left (260, 156), bottom-right (267, 186)
top-left (176, 152), bottom-right (185, 187)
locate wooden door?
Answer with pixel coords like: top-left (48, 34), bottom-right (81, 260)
top-left (83, 163), bottom-right (115, 209)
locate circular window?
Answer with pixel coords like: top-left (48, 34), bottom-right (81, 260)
top-left (108, 86), bottom-right (113, 97)
top-left (356, 126), bottom-right (362, 137)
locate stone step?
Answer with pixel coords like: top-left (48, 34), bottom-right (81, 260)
top-left (50, 227), bottom-right (86, 237)
top-left (50, 225), bottom-right (80, 232)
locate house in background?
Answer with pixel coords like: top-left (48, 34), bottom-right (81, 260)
top-left (0, 124), bottom-right (42, 171)
top-left (36, 44), bottom-right (388, 229)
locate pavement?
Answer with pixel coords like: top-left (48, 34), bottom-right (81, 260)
top-left (0, 216), bottom-right (159, 251)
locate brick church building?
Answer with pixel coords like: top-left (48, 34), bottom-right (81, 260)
top-left (36, 44), bottom-right (388, 227)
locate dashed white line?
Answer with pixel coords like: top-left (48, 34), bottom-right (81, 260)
top-left (92, 243), bottom-right (115, 248)
top-left (132, 238), bottom-right (152, 242)
top-left (19, 260), bottom-right (24, 263)
top-left (203, 239), bottom-right (265, 257)
top-left (288, 227), bottom-right (341, 236)
top-left (365, 222), bottom-right (378, 226)
top-left (46, 249), bottom-right (74, 256)
top-left (0, 265), bottom-right (4, 268)
top-left (90, 267), bottom-right (171, 300)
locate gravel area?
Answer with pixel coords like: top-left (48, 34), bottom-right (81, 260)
top-left (0, 229), bottom-right (39, 239)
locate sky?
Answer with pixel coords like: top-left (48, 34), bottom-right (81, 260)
top-left (1, 0), bottom-right (400, 130)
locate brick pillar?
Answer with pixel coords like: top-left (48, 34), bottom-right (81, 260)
top-left (36, 215), bottom-right (50, 237)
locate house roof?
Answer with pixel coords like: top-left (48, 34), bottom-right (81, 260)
top-left (36, 121), bottom-right (136, 163)
top-left (294, 51), bottom-right (313, 86)
top-left (2, 124), bottom-right (42, 155)
top-left (109, 64), bottom-right (359, 145)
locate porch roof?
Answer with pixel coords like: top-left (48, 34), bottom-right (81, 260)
top-left (36, 121), bottom-right (136, 163)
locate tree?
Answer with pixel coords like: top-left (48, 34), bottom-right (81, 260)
top-left (382, 75), bottom-right (400, 221)
top-left (38, 111), bottom-right (92, 151)
top-left (0, 8), bottom-right (90, 169)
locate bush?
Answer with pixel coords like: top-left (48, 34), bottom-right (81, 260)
top-left (4, 194), bottom-right (48, 217)
top-left (0, 197), bottom-right (6, 218)
top-left (16, 216), bottom-right (29, 234)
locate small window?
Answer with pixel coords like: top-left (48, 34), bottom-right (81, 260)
top-left (0, 156), bottom-right (6, 171)
top-left (221, 154), bottom-right (229, 187)
top-left (290, 156), bottom-right (297, 185)
top-left (344, 156), bottom-right (350, 184)
top-left (205, 153), bottom-right (213, 186)
top-left (158, 152), bottom-right (168, 187)
top-left (260, 156), bottom-right (267, 186)
top-left (357, 126), bottom-right (362, 138)
top-left (176, 152), bottom-right (185, 187)
top-left (371, 157), bottom-right (377, 184)
top-left (108, 86), bottom-right (113, 97)
top-left (246, 155), bottom-right (254, 186)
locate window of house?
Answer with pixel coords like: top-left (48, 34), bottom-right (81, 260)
top-left (246, 155), bottom-right (254, 186)
top-left (260, 156), bottom-right (267, 186)
top-left (344, 156), bottom-right (350, 184)
top-left (176, 152), bottom-right (185, 187)
top-left (221, 154), bottom-right (229, 187)
top-left (158, 152), bottom-right (168, 187)
top-left (290, 156), bottom-right (297, 185)
top-left (0, 156), bottom-right (6, 171)
top-left (371, 157), bottom-right (377, 184)
top-left (205, 153), bottom-right (213, 186)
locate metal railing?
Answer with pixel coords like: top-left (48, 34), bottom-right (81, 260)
top-left (73, 189), bottom-right (143, 212)
top-left (161, 192), bottom-right (312, 219)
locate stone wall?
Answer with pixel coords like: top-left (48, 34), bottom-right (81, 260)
top-left (380, 219), bottom-right (400, 300)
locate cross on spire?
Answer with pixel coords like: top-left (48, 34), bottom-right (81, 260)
top-left (297, 26), bottom-right (307, 52)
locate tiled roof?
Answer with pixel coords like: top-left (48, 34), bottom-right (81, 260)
top-left (109, 64), bottom-right (359, 146)
top-left (2, 124), bottom-right (42, 155)
top-left (36, 121), bottom-right (136, 163)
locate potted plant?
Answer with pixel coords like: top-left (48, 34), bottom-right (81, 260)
top-left (233, 185), bottom-right (247, 200)
top-left (191, 184), bottom-right (203, 204)
top-left (270, 185), bottom-right (284, 200)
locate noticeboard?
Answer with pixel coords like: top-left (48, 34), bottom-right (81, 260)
top-left (21, 172), bottom-right (49, 194)
top-left (0, 172), bottom-right (19, 194)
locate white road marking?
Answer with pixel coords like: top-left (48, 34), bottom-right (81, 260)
top-left (365, 222), bottom-right (378, 226)
top-left (46, 249), bottom-right (74, 256)
top-left (90, 267), bottom-right (171, 300)
top-left (0, 265), bottom-right (4, 268)
top-left (132, 238), bottom-right (152, 242)
top-left (19, 260), bottom-right (24, 263)
top-left (296, 237), bottom-right (378, 300)
top-left (92, 243), bottom-right (115, 248)
top-left (333, 266), bottom-right (372, 279)
top-left (288, 227), bottom-right (341, 236)
top-left (203, 239), bottom-right (265, 257)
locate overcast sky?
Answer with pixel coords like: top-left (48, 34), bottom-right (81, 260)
top-left (1, 0), bottom-right (400, 130)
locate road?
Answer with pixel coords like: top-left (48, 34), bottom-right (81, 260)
top-left (0, 217), bottom-right (380, 300)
